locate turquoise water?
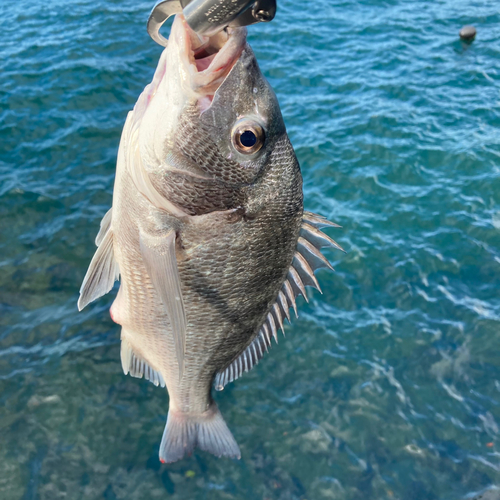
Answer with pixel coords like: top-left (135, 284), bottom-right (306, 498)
top-left (1, 0), bottom-right (500, 498)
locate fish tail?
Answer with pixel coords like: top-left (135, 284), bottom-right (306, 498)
top-left (159, 404), bottom-right (241, 463)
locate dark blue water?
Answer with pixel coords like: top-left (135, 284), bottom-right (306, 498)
top-left (2, 0), bottom-right (500, 498)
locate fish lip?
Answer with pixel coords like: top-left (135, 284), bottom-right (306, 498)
top-left (127, 16), bottom-right (246, 148)
top-left (176, 15), bottom-right (247, 98)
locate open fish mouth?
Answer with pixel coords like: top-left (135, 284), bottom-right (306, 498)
top-left (190, 27), bottom-right (230, 72)
top-left (129, 15), bottom-right (246, 136)
top-left (177, 15), bottom-right (247, 98)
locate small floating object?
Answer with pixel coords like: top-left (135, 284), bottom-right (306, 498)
top-left (459, 25), bottom-right (476, 41)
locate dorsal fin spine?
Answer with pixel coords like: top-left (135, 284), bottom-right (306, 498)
top-left (293, 252), bottom-right (321, 292)
top-left (301, 222), bottom-right (345, 252)
top-left (282, 280), bottom-right (298, 318)
top-left (272, 303), bottom-right (284, 333)
top-left (303, 211), bottom-right (341, 228)
top-left (278, 290), bottom-right (290, 322)
top-left (252, 342), bottom-right (259, 362)
top-left (262, 322), bottom-right (272, 345)
top-left (298, 237), bottom-right (334, 271)
top-left (255, 340), bottom-right (262, 358)
top-left (267, 313), bottom-right (278, 342)
top-left (288, 267), bottom-right (308, 302)
top-left (260, 330), bottom-right (270, 352)
top-left (214, 212), bottom-right (343, 391)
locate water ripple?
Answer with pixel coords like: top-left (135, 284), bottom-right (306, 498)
top-left (1, 0), bottom-right (500, 498)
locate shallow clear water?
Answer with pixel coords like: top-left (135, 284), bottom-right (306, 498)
top-left (2, 0), bottom-right (500, 498)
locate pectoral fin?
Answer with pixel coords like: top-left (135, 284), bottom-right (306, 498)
top-left (139, 229), bottom-right (187, 378)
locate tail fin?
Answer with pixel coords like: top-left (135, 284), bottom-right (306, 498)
top-left (159, 404), bottom-right (241, 463)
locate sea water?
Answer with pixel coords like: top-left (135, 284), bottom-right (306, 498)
top-left (1, 0), bottom-right (500, 498)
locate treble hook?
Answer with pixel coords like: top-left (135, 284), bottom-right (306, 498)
top-left (147, 0), bottom-right (277, 47)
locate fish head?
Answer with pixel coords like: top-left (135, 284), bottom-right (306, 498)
top-left (196, 42), bottom-right (287, 185)
top-left (137, 15), bottom-right (289, 192)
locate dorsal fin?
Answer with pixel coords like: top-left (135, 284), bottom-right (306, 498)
top-left (214, 211), bottom-right (342, 391)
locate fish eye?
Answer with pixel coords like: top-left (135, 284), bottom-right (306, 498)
top-left (231, 119), bottom-right (265, 155)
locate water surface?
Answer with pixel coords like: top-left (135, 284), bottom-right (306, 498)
top-left (1, 0), bottom-right (500, 498)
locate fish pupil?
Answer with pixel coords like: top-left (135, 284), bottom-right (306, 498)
top-left (240, 130), bottom-right (257, 148)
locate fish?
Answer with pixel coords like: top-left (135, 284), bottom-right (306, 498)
top-left (78, 14), bottom-right (344, 463)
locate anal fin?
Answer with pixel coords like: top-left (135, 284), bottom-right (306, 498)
top-left (121, 337), bottom-right (165, 388)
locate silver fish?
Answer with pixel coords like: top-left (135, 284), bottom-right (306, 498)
top-left (78, 15), bottom-right (343, 463)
